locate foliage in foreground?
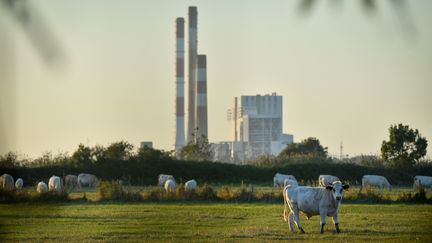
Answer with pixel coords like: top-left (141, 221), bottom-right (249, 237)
top-left (0, 188), bottom-right (71, 203)
top-left (95, 181), bottom-right (432, 204)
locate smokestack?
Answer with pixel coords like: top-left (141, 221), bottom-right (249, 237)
top-left (175, 17), bottom-right (185, 152)
top-left (195, 54), bottom-right (207, 139)
top-left (187, 6), bottom-right (198, 142)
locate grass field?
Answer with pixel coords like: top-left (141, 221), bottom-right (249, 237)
top-left (0, 203), bottom-right (431, 242)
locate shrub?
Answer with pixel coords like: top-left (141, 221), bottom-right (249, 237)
top-left (99, 180), bottom-right (123, 200)
top-left (0, 188), bottom-right (69, 203)
top-left (98, 180), bottom-right (142, 201)
top-left (397, 187), bottom-right (432, 203)
top-left (196, 184), bottom-right (217, 201)
top-left (143, 186), bottom-right (164, 201)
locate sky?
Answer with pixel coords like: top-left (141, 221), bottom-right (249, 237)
top-left (0, 0), bottom-right (431, 159)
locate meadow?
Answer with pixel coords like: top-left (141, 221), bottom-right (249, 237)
top-left (0, 202), bottom-right (431, 242)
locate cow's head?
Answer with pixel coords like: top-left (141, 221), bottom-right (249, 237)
top-left (325, 181), bottom-right (349, 201)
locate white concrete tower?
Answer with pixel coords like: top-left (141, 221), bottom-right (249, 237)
top-left (195, 54), bottom-right (208, 139)
top-left (175, 18), bottom-right (185, 152)
top-left (187, 6), bottom-right (198, 142)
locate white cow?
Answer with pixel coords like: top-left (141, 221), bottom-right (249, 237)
top-left (274, 173), bottom-right (297, 187)
top-left (15, 178), bottom-right (23, 190)
top-left (164, 179), bottom-right (176, 193)
top-left (48, 176), bottom-right (62, 193)
top-left (360, 175), bottom-right (392, 193)
top-left (64, 175), bottom-right (78, 190)
top-left (77, 173), bottom-right (98, 189)
top-left (0, 173), bottom-right (14, 191)
top-left (158, 174), bottom-right (175, 187)
top-left (318, 175), bottom-right (340, 187)
top-left (283, 181), bottom-right (350, 234)
top-left (284, 178), bottom-right (299, 187)
top-left (185, 179), bottom-right (197, 191)
top-left (413, 176), bottom-right (432, 190)
top-left (36, 182), bottom-right (48, 193)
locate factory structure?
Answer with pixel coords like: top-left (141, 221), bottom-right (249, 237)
top-left (175, 7), bottom-right (208, 154)
top-left (173, 7), bottom-right (292, 163)
top-left (213, 93), bottom-right (293, 163)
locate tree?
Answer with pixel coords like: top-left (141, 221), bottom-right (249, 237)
top-left (0, 152), bottom-right (19, 168)
top-left (136, 146), bottom-right (172, 161)
top-left (180, 132), bottom-right (213, 161)
top-left (105, 141), bottom-right (134, 161)
top-left (381, 124), bottom-right (428, 168)
top-left (278, 137), bottom-right (328, 159)
top-left (71, 144), bottom-right (93, 167)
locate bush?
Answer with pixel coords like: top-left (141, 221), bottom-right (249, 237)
top-left (98, 180), bottom-right (142, 202)
top-left (142, 186), bottom-right (164, 201)
top-left (397, 187), bottom-right (432, 203)
top-left (196, 184), bottom-right (217, 201)
top-left (0, 188), bottom-right (69, 203)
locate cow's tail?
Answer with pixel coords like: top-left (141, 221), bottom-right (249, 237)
top-left (283, 186), bottom-right (289, 222)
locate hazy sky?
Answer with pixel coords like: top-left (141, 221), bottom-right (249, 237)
top-left (1, 0), bottom-right (431, 159)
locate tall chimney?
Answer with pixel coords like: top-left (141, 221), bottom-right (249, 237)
top-left (195, 54), bottom-right (208, 139)
top-left (175, 18), bottom-right (185, 152)
top-left (187, 6), bottom-right (198, 142)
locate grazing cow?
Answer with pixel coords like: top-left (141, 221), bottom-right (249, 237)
top-left (77, 173), bottom-right (98, 189)
top-left (185, 179), bottom-right (197, 191)
top-left (284, 178), bottom-right (298, 187)
top-left (283, 181), bottom-right (350, 234)
top-left (318, 175), bottom-right (340, 187)
top-left (37, 182), bottom-right (48, 193)
top-left (0, 173), bottom-right (14, 191)
top-left (164, 179), bottom-right (176, 193)
top-left (413, 176), bottom-right (432, 190)
top-left (158, 174), bottom-right (175, 187)
top-left (49, 176), bottom-right (62, 193)
top-left (64, 175), bottom-right (78, 190)
top-left (15, 178), bottom-right (23, 190)
top-left (274, 173), bottom-right (297, 187)
top-left (360, 175), bottom-right (392, 193)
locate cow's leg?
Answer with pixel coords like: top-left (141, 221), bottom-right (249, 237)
top-left (320, 210), bottom-right (327, 234)
top-left (288, 211), bottom-right (295, 232)
top-left (332, 212), bottom-right (341, 233)
top-left (292, 206), bottom-right (305, 233)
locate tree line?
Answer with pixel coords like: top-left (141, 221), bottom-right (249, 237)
top-left (0, 123), bottom-right (430, 185)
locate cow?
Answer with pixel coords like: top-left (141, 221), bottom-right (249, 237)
top-left (158, 174), bottom-right (175, 187)
top-left (64, 175), bottom-right (78, 190)
top-left (318, 175), bottom-right (340, 187)
top-left (360, 175), bottom-right (392, 193)
top-left (274, 173), bottom-right (297, 187)
top-left (284, 178), bottom-right (298, 187)
top-left (164, 179), bottom-right (176, 193)
top-left (36, 182), bottom-right (48, 193)
top-left (15, 178), bottom-right (23, 190)
top-left (77, 173), bottom-right (98, 189)
top-left (0, 173), bottom-right (14, 191)
top-left (48, 176), bottom-right (62, 193)
top-left (185, 179), bottom-right (197, 191)
top-left (413, 176), bottom-right (432, 190)
top-left (283, 181), bottom-right (350, 234)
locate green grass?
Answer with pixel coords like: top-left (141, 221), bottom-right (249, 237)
top-left (0, 203), bottom-right (431, 242)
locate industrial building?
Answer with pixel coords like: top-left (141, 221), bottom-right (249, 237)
top-left (222, 93), bottom-right (293, 163)
top-left (174, 6), bottom-right (208, 154)
top-left (172, 9), bottom-right (291, 162)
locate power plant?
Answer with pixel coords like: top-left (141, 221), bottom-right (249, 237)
top-left (173, 7), bottom-right (293, 161)
top-left (195, 54), bottom-right (208, 139)
top-left (174, 17), bottom-right (186, 152)
top-left (175, 6), bottom-right (208, 153)
top-left (187, 6), bottom-right (198, 143)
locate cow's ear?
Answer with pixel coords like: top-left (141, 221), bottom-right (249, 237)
top-left (325, 185), bottom-right (333, 190)
top-left (342, 184), bottom-right (350, 190)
